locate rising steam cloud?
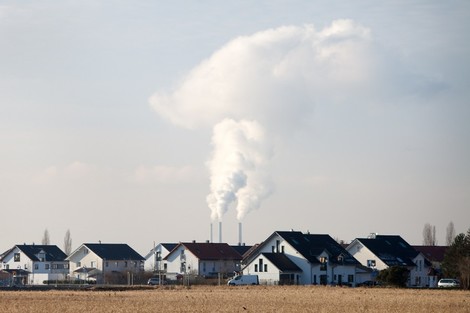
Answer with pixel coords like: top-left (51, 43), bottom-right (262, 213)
top-left (150, 19), bottom-right (407, 221)
top-left (206, 119), bottom-right (272, 221)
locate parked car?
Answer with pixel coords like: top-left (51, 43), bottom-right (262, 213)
top-left (147, 277), bottom-right (167, 285)
top-left (438, 279), bottom-right (460, 288)
top-left (227, 274), bottom-right (259, 286)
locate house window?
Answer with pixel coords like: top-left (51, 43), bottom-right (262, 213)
top-left (203, 262), bottom-right (206, 273)
top-left (77, 262), bottom-right (81, 267)
top-left (259, 259), bottom-right (263, 272)
top-left (64, 264), bottom-right (69, 269)
top-left (264, 264), bottom-right (268, 272)
top-left (45, 264), bottom-right (50, 270)
top-left (105, 262), bottom-right (109, 267)
top-left (320, 257), bottom-right (328, 271)
top-left (164, 263), bottom-right (167, 270)
top-left (367, 260), bottom-right (376, 268)
top-left (5, 264), bottom-right (9, 270)
top-left (52, 264), bottom-right (58, 269)
top-left (272, 246), bottom-right (275, 253)
top-left (254, 264), bottom-right (258, 272)
top-left (281, 246), bottom-right (285, 253)
top-left (348, 275), bottom-right (354, 283)
top-left (34, 264), bottom-right (38, 270)
top-left (124, 261), bottom-right (128, 267)
top-left (14, 253), bottom-right (20, 262)
top-left (276, 240), bottom-right (280, 253)
top-left (24, 264), bottom-right (28, 269)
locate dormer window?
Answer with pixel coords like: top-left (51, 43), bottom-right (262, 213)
top-left (320, 257), bottom-right (328, 271)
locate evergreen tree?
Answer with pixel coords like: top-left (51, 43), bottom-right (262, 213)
top-left (442, 228), bottom-right (470, 289)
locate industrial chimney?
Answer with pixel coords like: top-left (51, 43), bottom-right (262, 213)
top-left (219, 221), bottom-right (222, 243)
top-left (238, 222), bottom-right (242, 246)
top-left (210, 223), bottom-right (213, 243)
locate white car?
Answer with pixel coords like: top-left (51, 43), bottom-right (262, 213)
top-left (437, 278), bottom-right (460, 288)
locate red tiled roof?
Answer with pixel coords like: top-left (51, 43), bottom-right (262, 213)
top-left (412, 246), bottom-right (447, 263)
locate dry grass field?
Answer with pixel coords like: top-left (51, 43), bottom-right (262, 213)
top-left (0, 286), bottom-right (469, 313)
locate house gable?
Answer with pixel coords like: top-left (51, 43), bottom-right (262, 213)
top-left (353, 235), bottom-right (418, 268)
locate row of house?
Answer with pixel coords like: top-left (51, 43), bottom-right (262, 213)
top-left (0, 231), bottom-right (447, 287)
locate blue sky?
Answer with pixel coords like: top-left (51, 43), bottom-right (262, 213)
top-left (1, 1), bottom-right (469, 254)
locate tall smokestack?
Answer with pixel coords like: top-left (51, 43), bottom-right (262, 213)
top-left (238, 222), bottom-right (242, 246)
top-left (219, 221), bottom-right (222, 243)
top-left (210, 223), bottom-right (213, 243)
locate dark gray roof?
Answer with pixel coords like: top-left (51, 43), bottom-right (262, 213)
top-left (262, 253), bottom-right (302, 272)
top-left (166, 243), bottom-right (242, 261)
top-left (83, 243), bottom-right (144, 261)
top-left (161, 243), bottom-right (178, 252)
top-left (356, 235), bottom-right (418, 267)
top-left (15, 245), bottom-right (67, 262)
top-left (276, 231), bottom-right (360, 265)
top-left (230, 245), bottom-right (253, 257)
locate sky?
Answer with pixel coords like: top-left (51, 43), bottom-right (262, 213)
top-left (1, 0), bottom-right (469, 256)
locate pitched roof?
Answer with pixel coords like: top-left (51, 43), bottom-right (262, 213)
top-left (170, 242), bottom-right (242, 261)
top-left (276, 231), bottom-right (360, 265)
top-left (83, 243), bottom-right (144, 261)
top-left (412, 246), bottom-right (447, 263)
top-left (15, 245), bottom-right (67, 262)
top-left (230, 245), bottom-right (253, 258)
top-left (262, 253), bottom-right (302, 272)
top-left (161, 243), bottom-right (178, 252)
top-left (355, 235), bottom-right (418, 267)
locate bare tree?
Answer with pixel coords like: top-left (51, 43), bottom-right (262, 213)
top-left (446, 221), bottom-right (456, 246)
top-left (64, 229), bottom-right (72, 255)
top-left (422, 223), bottom-right (437, 246)
top-left (42, 228), bottom-right (50, 245)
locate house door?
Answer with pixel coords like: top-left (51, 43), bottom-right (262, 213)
top-left (338, 275), bottom-right (342, 286)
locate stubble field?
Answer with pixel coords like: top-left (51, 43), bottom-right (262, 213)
top-left (0, 286), bottom-right (469, 313)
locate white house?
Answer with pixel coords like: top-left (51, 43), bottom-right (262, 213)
top-left (0, 244), bottom-right (69, 285)
top-left (244, 252), bottom-right (302, 285)
top-left (144, 243), bottom-right (177, 272)
top-left (346, 234), bottom-right (432, 287)
top-left (243, 231), bottom-right (361, 286)
top-left (66, 243), bottom-right (145, 283)
top-left (164, 242), bottom-right (242, 278)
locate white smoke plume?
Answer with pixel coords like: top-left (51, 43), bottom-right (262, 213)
top-left (150, 19), bottom-right (409, 221)
top-left (206, 119), bottom-right (272, 221)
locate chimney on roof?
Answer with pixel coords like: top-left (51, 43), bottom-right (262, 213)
top-left (192, 240), bottom-right (196, 243)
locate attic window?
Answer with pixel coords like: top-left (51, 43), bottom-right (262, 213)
top-left (14, 253), bottom-right (20, 262)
